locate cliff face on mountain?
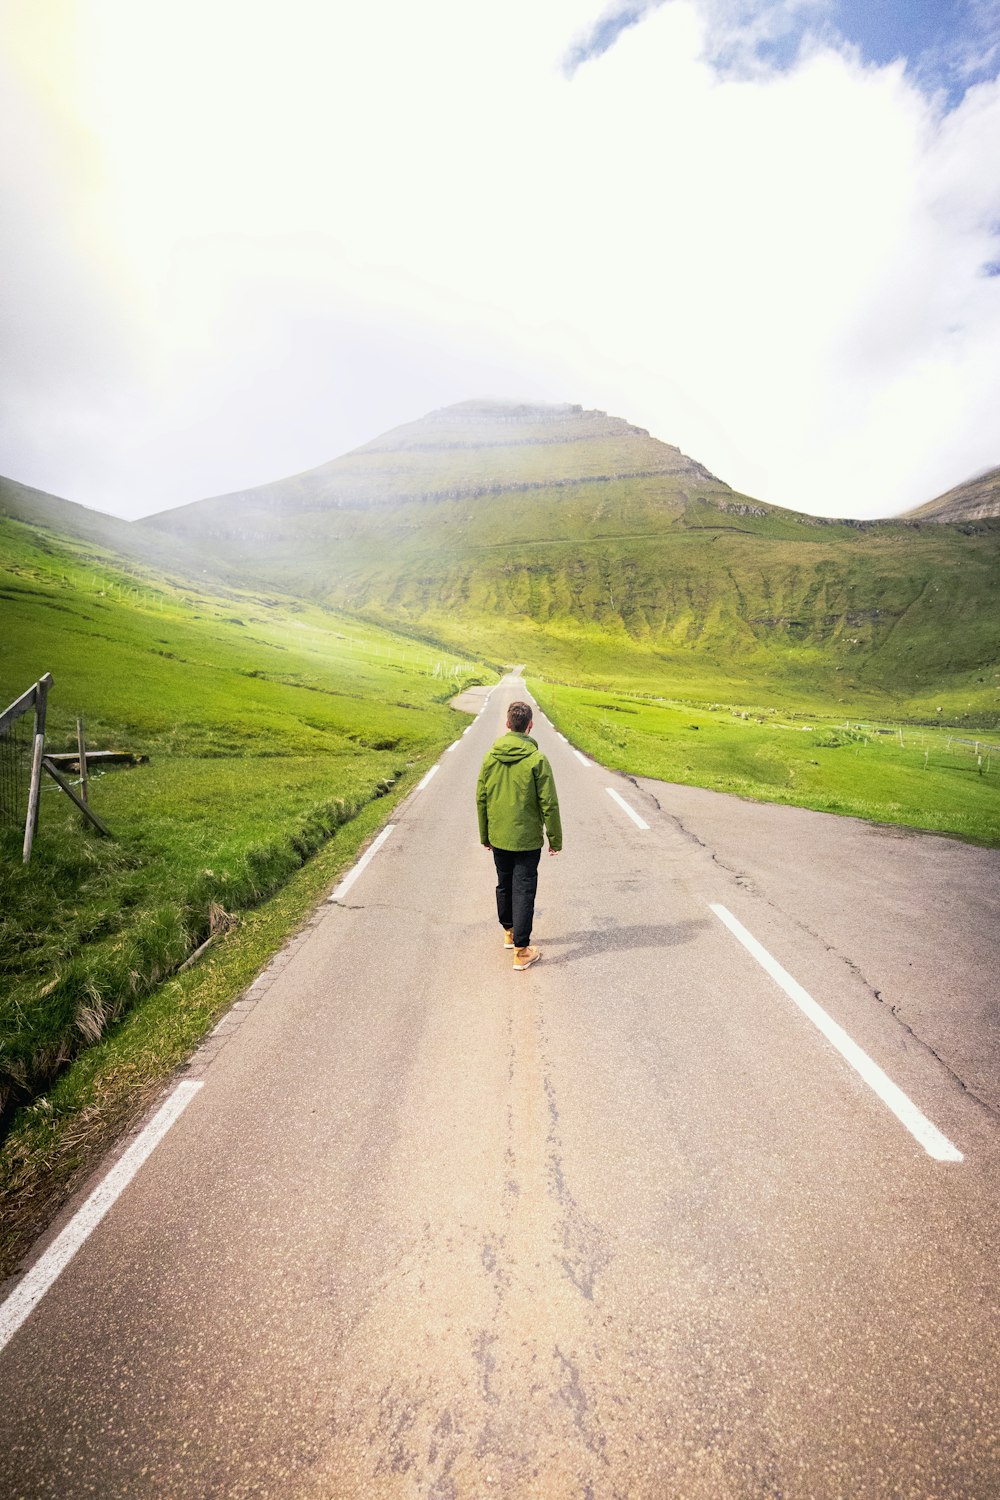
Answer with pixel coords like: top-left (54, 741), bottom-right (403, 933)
top-left (902, 466), bottom-right (1000, 524)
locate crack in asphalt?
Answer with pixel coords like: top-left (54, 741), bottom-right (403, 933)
top-left (796, 921), bottom-right (1000, 1124)
top-left (554, 1345), bottom-right (608, 1462)
top-left (338, 901), bottom-right (467, 922)
top-left (625, 776), bottom-right (760, 891)
top-left (541, 1060), bottom-right (613, 1302)
top-left (626, 775), bottom-right (999, 1125)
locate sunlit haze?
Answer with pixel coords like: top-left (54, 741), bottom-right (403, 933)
top-left (2, 0), bottom-right (999, 519)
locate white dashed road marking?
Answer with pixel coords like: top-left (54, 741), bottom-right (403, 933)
top-left (710, 903), bottom-right (963, 1163)
top-left (606, 787), bottom-right (650, 829)
top-left (574, 750), bottom-right (591, 766)
top-left (0, 1081), bottom-right (204, 1354)
top-left (329, 823), bottom-right (397, 903)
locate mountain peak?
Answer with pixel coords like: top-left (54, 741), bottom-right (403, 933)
top-left (352, 398), bottom-right (658, 455)
top-left (144, 399), bottom-right (726, 526)
top-left (428, 397), bottom-right (588, 420)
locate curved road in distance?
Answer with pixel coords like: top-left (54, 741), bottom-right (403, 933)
top-left (1, 672), bottom-right (998, 1499)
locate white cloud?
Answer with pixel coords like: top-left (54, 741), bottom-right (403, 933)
top-left (563, 1), bottom-right (665, 75)
top-left (0, 0), bottom-right (998, 519)
top-left (687, 0), bottom-right (831, 75)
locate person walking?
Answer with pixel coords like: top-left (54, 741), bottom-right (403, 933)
top-left (476, 700), bottom-right (562, 971)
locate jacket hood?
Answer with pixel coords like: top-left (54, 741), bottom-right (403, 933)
top-left (488, 732), bottom-right (538, 764)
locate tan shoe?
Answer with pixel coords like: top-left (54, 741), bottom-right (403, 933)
top-left (503, 928), bottom-right (515, 949)
top-left (513, 945), bottom-right (540, 971)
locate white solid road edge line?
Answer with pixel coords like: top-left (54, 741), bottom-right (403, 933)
top-left (329, 822), bottom-right (396, 903)
top-left (0, 1080), bottom-right (204, 1355)
top-left (606, 786), bottom-right (650, 830)
top-left (709, 903), bottom-right (963, 1163)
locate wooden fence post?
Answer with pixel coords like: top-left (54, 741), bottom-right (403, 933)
top-left (22, 734), bottom-right (44, 864)
top-left (22, 673), bottom-right (52, 864)
top-left (77, 715), bottom-right (89, 806)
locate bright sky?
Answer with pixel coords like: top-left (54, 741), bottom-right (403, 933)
top-left (1, 0), bottom-right (998, 520)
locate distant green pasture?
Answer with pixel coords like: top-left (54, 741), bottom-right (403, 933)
top-left (530, 679), bottom-right (1000, 846)
top-left (1, 518), bottom-right (481, 757)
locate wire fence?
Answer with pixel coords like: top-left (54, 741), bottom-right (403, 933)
top-left (841, 721), bottom-right (998, 772)
top-left (844, 722), bottom-right (999, 751)
top-left (0, 702), bottom-right (31, 831)
top-left (1, 674), bottom-right (53, 860)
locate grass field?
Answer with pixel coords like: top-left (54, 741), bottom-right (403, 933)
top-left (530, 678), bottom-right (1000, 845)
top-left (0, 515), bottom-right (492, 1126)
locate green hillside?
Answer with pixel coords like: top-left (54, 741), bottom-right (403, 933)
top-left (0, 473), bottom-right (227, 582)
top-left (0, 511), bottom-right (489, 1127)
top-left (140, 401), bottom-right (1000, 725)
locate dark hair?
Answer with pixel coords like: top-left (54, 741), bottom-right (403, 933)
top-left (507, 701), bottom-right (533, 734)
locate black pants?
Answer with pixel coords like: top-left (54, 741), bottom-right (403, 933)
top-left (492, 846), bottom-right (542, 949)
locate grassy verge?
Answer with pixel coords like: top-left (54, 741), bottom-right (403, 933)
top-left (0, 772), bottom-right (425, 1284)
top-left (0, 752), bottom-right (411, 1121)
top-left (531, 679), bottom-right (1000, 846)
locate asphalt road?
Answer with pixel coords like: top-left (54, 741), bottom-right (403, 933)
top-left (1, 673), bottom-right (999, 1499)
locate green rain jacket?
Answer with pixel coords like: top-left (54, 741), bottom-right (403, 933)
top-left (476, 732), bottom-right (563, 852)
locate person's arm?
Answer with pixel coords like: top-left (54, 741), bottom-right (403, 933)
top-left (476, 761), bottom-right (490, 846)
top-left (533, 755), bottom-right (562, 851)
